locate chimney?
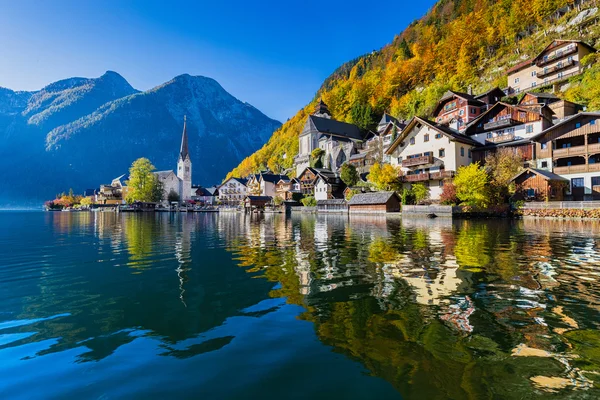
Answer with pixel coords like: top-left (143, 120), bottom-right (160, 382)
top-left (467, 85), bottom-right (473, 96)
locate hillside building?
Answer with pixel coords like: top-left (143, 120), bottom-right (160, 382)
top-left (218, 177), bottom-right (248, 205)
top-left (433, 90), bottom-right (486, 132)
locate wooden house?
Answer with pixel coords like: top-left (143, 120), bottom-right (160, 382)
top-left (244, 196), bottom-right (272, 210)
top-left (348, 191), bottom-right (401, 213)
top-left (316, 199), bottom-right (348, 213)
top-left (510, 168), bottom-right (568, 201)
top-left (474, 87), bottom-right (507, 111)
top-left (433, 90), bottom-right (486, 131)
top-left (297, 167), bottom-right (338, 196)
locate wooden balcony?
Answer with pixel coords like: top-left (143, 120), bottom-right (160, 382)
top-left (589, 143), bottom-right (600, 153)
top-left (403, 173), bottom-right (430, 182)
top-left (553, 164), bottom-right (588, 174)
top-left (402, 155), bottom-right (433, 168)
top-left (538, 59), bottom-right (575, 78)
top-left (486, 133), bottom-right (515, 144)
top-left (589, 163), bottom-right (600, 172)
top-left (483, 118), bottom-right (520, 131)
top-left (553, 145), bottom-right (587, 158)
top-left (430, 171), bottom-right (455, 180)
top-left (537, 46), bottom-right (577, 66)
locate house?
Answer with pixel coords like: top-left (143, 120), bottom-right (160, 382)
top-left (294, 99), bottom-right (365, 175)
top-left (474, 87), bottom-right (507, 111)
top-left (153, 116), bottom-right (192, 204)
top-left (314, 174), bottom-right (345, 201)
top-left (297, 167), bottom-right (339, 196)
top-left (316, 199), bottom-right (348, 213)
top-left (275, 177), bottom-right (301, 201)
top-left (385, 116), bottom-right (479, 200)
top-left (532, 112), bottom-right (600, 200)
top-left (507, 40), bottom-right (596, 93)
top-left (218, 177), bottom-right (248, 205)
top-left (432, 90), bottom-right (486, 131)
top-left (359, 113), bottom-right (407, 171)
top-left (192, 186), bottom-right (219, 204)
top-left (97, 174), bottom-right (127, 205)
top-left (244, 196), bottom-right (272, 210)
top-left (510, 168), bottom-right (568, 202)
top-left (518, 92), bottom-right (561, 107)
top-left (347, 191), bottom-right (401, 213)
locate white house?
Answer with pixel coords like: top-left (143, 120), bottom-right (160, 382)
top-left (386, 116), bottom-right (479, 200)
top-left (218, 177), bottom-right (248, 205)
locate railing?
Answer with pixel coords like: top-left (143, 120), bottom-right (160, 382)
top-left (402, 155), bottom-right (433, 168)
top-left (536, 46), bottom-right (577, 66)
top-left (589, 143), bottom-right (600, 152)
top-left (538, 59), bottom-right (576, 78)
top-left (483, 118), bottom-right (519, 130)
top-left (553, 145), bottom-right (587, 157)
top-left (553, 164), bottom-right (588, 174)
top-left (486, 133), bottom-right (516, 144)
top-left (430, 171), bottom-right (455, 180)
top-left (403, 173), bottom-right (430, 182)
top-left (589, 163), bottom-right (600, 172)
top-left (523, 201), bottom-right (600, 210)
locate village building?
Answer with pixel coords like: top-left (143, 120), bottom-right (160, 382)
top-left (218, 177), bottom-right (248, 205)
top-left (247, 172), bottom-right (290, 197)
top-left (316, 199), bottom-right (348, 213)
top-left (385, 116), bottom-right (479, 200)
top-left (532, 112), bottom-right (600, 200)
top-left (432, 90), bottom-right (486, 132)
top-left (192, 186), bottom-right (219, 205)
top-left (297, 167), bottom-right (339, 197)
top-left (294, 99), bottom-right (365, 176)
top-left (507, 40), bottom-right (596, 94)
top-left (510, 168), bottom-right (568, 202)
top-left (97, 174), bottom-right (127, 205)
top-left (154, 116), bottom-right (192, 204)
top-left (274, 177), bottom-right (301, 201)
top-left (474, 87), bottom-right (507, 111)
top-left (244, 196), bottom-right (273, 211)
top-left (314, 174), bottom-right (345, 201)
top-left (347, 191), bottom-right (401, 214)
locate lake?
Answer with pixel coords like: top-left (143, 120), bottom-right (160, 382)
top-left (1, 211), bottom-right (600, 399)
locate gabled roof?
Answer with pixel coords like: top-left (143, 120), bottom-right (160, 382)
top-left (154, 170), bottom-right (177, 179)
top-left (474, 87), bottom-right (506, 102)
top-left (433, 90), bottom-right (485, 115)
top-left (317, 199), bottom-right (347, 206)
top-left (379, 113), bottom-right (398, 126)
top-left (531, 112), bottom-right (600, 141)
top-left (260, 173), bottom-right (289, 184)
top-left (507, 58), bottom-right (534, 74)
top-left (532, 40), bottom-right (596, 64)
top-left (464, 102), bottom-right (550, 134)
top-left (510, 168), bottom-right (568, 183)
top-left (194, 187), bottom-right (215, 196)
top-left (520, 91), bottom-right (560, 101)
top-left (308, 115), bottom-right (363, 140)
top-left (348, 191), bottom-right (400, 205)
top-left (221, 176), bottom-right (248, 186)
top-left (386, 116), bottom-right (480, 154)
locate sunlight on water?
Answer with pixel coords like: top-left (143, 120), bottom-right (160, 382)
top-left (1, 211), bottom-right (600, 399)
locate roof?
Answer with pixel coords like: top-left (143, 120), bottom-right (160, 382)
top-left (245, 196), bottom-right (272, 201)
top-left (314, 99), bottom-right (330, 115)
top-left (433, 90), bottom-right (485, 116)
top-left (348, 191), bottom-right (400, 205)
top-left (222, 176), bottom-right (248, 186)
top-left (386, 116), bottom-right (480, 154)
top-left (317, 199), bottom-right (347, 206)
top-left (308, 115), bottom-right (363, 140)
top-left (532, 40), bottom-right (596, 64)
top-left (260, 173), bottom-right (289, 184)
top-left (205, 186), bottom-right (219, 195)
top-left (299, 167), bottom-right (338, 182)
top-left (474, 87), bottom-right (506, 101)
top-left (507, 58), bottom-right (534, 74)
top-left (464, 102), bottom-right (551, 135)
top-left (531, 112), bottom-right (600, 141)
top-left (194, 187), bottom-right (215, 196)
top-left (521, 91), bottom-right (559, 101)
top-left (179, 115), bottom-right (189, 161)
top-left (349, 153), bottom-right (367, 160)
top-left (379, 113), bottom-right (398, 126)
top-left (510, 168), bottom-right (568, 183)
top-left (154, 170), bottom-right (177, 178)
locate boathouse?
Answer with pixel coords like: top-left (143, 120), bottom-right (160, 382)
top-left (244, 196), bottom-right (272, 210)
top-left (347, 191), bottom-right (401, 213)
top-left (510, 168), bottom-right (568, 201)
top-left (316, 199), bottom-right (348, 213)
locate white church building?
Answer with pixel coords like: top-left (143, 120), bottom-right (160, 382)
top-left (154, 116), bottom-right (192, 204)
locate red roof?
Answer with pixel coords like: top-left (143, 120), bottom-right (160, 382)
top-left (507, 58), bottom-right (533, 74)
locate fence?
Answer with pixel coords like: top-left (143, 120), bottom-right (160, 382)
top-left (401, 205), bottom-right (455, 217)
top-left (523, 201), bottom-right (600, 210)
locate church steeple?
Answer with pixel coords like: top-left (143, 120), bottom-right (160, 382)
top-left (179, 115), bottom-right (189, 161)
top-left (314, 98), bottom-right (331, 118)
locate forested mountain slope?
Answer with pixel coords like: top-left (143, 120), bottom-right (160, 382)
top-left (227, 0), bottom-right (600, 179)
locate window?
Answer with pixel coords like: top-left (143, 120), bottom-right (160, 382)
top-left (487, 132), bottom-right (493, 139)
top-left (541, 143), bottom-right (548, 150)
top-left (572, 178), bottom-right (584, 189)
top-left (460, 147), bottom-right (465, 157)
top-left (568, 56), bottom-right (573, 63)
top-left (592, 177), bottom-right (600, 187)
top-left (544, 67), bottom-right (549, 75)
top-left (532, 82), bottom-right (537, 88)
top-left (471, 108), bottom-right (476, 114)
top-left (526, 125), bottom-right (533, 134)
top-left (410, 138), bottom-right (415, 145)
top-left (531, 71), bottom-right (537, 77)
top-left (424, 134), bottom-right (430, 142)
top-left (459, 109), bottom-right (464, 116)
top-left (439, 149), bottom-right (445, 157)
top-left (439, 180), bottom-right (444, 187)
top-left (591, 119), bottom-right (597, 126)
top-left (575, 122), bottom-right (581, 129)
top-left (514, 78), bottom-right (520, 84)
top-left (435, 133), bottom-right (443, 139)
top-left (541, 161), bottom-right (548, 168)
top-left (468, 149), bottom-right (472, 158)
top-left (558, 72), bottom-right (563, 79)
top-left (544, 79), bottom-right (549, 85)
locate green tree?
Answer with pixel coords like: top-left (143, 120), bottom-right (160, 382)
top-left (368, 163), bottom-right (400, 191)
top-left (412, 183), bottom-right (430, 204)
top-left (398, 39), bottom-right (413, 60)
top-left (125, 158), bottom-right (164, 203)
top-left (340, 163), bottom-right (359, 186)
top-left (310, 148), bottom-right (325, 168)
top-left (454, 163), bottom-right (490, 209)
top-left (301, 196), bottom-right (317, 207)
top-left (167, 189), bottom-right (180, 203)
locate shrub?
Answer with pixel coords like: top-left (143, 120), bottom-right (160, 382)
top-left (401, 187), bottom-right (415, 205)
top-left (454, 163), bottom-right (490, 209)
top-left (412, 183), bottom-right (430, 204)
top-left (301, 196), bottom-right (317, 207)
top-left (440, 182), bottom-right (458, 205)
top-left (340, 163), bottom-right (359, 186)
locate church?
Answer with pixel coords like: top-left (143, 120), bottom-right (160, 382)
top-left (154, 116), bottom-right (192, 204)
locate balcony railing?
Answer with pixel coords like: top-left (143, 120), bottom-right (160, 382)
top-left (403, 173), bottom-right (430, 182)
top-left (537, 46), bottom-right (577, 66)
top-left (553, 145), bottom-right (586, 157)
top-left (553, 164), bottom-right (588, 174)
top-left (430, 171), bottom-right (455, 180)
top-left (486, 133), bottom-right (516, 144)
top-left (483, 118), bottom-right (520, 131)
top-left (538, 59), bottom-right (575, 78)
top-left (402, 155), bottom-right (433, 168)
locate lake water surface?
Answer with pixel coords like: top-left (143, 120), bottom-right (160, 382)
top-left (2, 211), bottom-right (600, 399)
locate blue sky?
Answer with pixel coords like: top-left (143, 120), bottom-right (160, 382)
top-left (0, 0), bottom-right (436, 121)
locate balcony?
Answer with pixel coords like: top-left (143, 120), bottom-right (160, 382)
top-left (403, 173), bottom-right (430, 182)
top-left (483, 118), bottom-right (520, 131)
top-left (538, 59), bottom-right (575, 78)
top-left (430, 170), bottom-right (455, 180)
top-left (553, 145), bottom-right (587, 157)
top-left (402, 155), bottom-right (433, 168)
top-left (589, 143), bottom-right (600, 153)
top-left (553, 164), bottom-right (588, 174)
top-left (486, 133), bottom-right (515, 144)
top-left (537, 46), bottom-right (577, 66)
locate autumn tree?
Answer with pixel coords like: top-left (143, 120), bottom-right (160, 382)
top-left (368, 163), bottom-right (401, 191)
top-left (454, 163), bottom-right (490, 209)
top-left (485, 148), bottom-right (524, 203)
top-left (340, 163), bottom-right (359, 187)
top-left (412, 183), bottom-right (430, 204)
top-left (125, 158), bottom-right (164, 203)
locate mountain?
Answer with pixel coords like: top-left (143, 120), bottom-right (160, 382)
top-left (227, 0), bottom-right (600, 179)
top-left (0, 73), bottom-right (280, 206)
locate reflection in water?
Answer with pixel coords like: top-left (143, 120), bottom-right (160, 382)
top-left (1, 212), bottom-right (600, 398)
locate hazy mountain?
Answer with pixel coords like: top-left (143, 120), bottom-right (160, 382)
top-left (0, 72), bottom-right (281, 206)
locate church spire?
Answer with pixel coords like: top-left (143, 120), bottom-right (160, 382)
top-left (313, 98), bottom-right (331, 118)
top-left (180, 115), bottom-right (189, 161)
